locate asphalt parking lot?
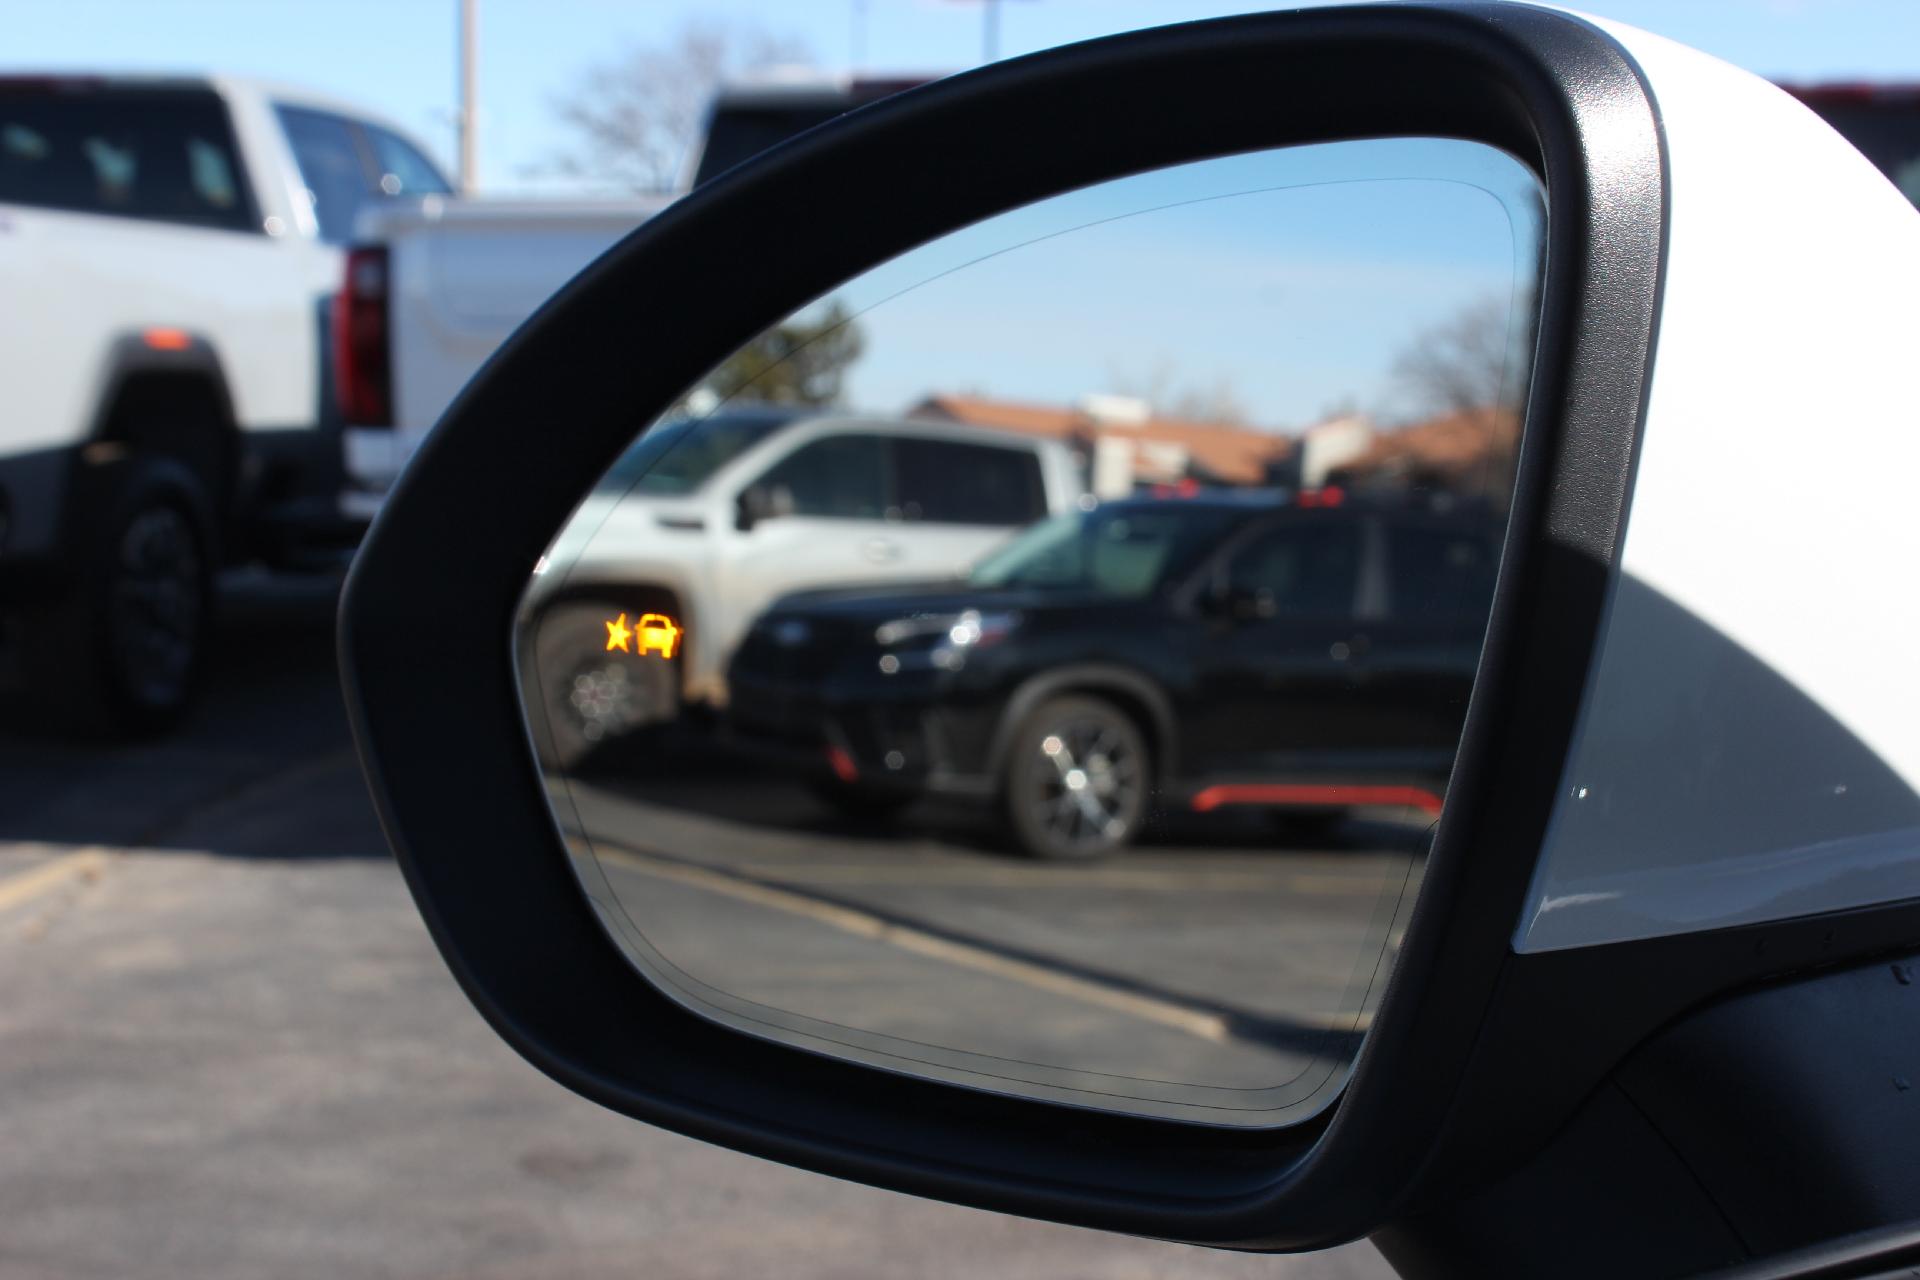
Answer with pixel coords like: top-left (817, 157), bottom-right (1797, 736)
top-left (561, 739), bottom-right (1425, 1120)
top-left (0, 578), bottom-right (1392, 1279)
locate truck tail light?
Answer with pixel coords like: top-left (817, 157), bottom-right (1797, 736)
top-left (334, 246), bottom-right (392, 426)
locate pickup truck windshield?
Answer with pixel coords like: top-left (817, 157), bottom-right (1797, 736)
top-left (0, 84), bottom-right (255, 231)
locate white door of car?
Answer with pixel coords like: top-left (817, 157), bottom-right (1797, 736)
top-left (712, 431), bottom-right (1054, 677)
top-left (888, 433), bottom-right (1055, 576)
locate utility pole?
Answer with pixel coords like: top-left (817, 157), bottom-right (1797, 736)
top-left (458, 0), bottom-right (478, 194)
top-left (851, 0), bottom-right (868, 74)
top-left (940, 0), bottom-right (1025, 66)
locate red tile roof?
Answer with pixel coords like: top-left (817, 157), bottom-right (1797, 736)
top-left (1330, 408), bottom-right (1521, 491)
top-left (909, 394), bottom-right (1293, 486)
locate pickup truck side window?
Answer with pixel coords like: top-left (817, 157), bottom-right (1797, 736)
top-left (0, 86), bottom-right (255, 232)
top-left (893, 437), bottom-right (1046, 525)
top-left (1385, 521), bottom-right (1500, 620)
top-left (753, 433), bottom-right (891, 520)
top-left (274, 105), bottom-right (367, 244)
top-left (363, 125), bottom-right (452, 197)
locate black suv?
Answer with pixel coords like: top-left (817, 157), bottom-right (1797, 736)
top-left (725, 490), bottom-right (1502, 859)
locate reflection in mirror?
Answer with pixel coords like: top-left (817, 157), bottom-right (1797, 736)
top-left (518, 138), bottom-right (1542, 1125)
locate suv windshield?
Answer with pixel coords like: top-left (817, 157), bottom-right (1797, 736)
top-left (972, 504), bottom-right (1243, 596)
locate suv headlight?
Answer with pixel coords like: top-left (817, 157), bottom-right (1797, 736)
top-left (874, 609), bottom-right (1020, 671)
top-left (875, 609), bottom-right (1019, 647)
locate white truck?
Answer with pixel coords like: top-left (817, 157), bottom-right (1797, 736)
top-left (525, 405), bottom-right (1087, 765)
top-left (335, 75), bottom-right (931, 515)
top-left (334, 196), bottom-right (667, 517)
top-left (0, 73), bottom-right (453, 732)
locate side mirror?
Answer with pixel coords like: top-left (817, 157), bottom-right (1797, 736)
top-left (735, 482), bottom-right (792, 531)
top-left (734, 483), bottom-right (771, 531)
top-left (340, 6), bottom-right (1920, 1271)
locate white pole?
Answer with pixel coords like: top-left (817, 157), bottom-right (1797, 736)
top-left (458, 0), bottom-right (478, 194)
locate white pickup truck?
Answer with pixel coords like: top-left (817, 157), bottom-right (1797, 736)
top-left (526, 406), bottom-right (1087, 765)
top-left (0, 73), bottom-right (452, 732)
top-left (335, 196), bottom-right (667, 516)
top-left (334, 74), bottom-right (926, 514)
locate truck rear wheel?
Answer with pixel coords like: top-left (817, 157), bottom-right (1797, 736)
top-left (11, 457), bottom-right (212, 737)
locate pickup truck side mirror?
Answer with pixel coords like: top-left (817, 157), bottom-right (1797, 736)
top-left (734, 483), bottom-right (771, 531)
top-left (735, 482), bottom-right (793, 531)
top-left (341, 8), bottom-right (1920, 1275)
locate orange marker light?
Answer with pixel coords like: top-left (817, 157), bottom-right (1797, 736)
top-left (141, 327), bottom-right (193, 352)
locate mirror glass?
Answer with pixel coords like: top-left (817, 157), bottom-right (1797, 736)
top-left (518, 138), bottom-right (1542, 1125)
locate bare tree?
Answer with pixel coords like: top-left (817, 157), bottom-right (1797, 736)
top-left (1372, 294), bottom-right (1532, 503)
top-left (1105, 359), bottom-right (1250, 424)
top-left (1389, 294), bottom-right (1523, 427)
top-left (707, 302), bottom-right (865, 408)
top-left (547, 20), bottom-right (811, 193)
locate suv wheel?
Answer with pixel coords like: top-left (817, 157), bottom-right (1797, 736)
top-left (1001, 694), bottom-right (1148, 860)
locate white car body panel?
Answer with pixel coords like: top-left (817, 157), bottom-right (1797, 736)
top-left (342, 197), bottom-right (668, 510)
top-left (1520, 17), bottom-right (1920, 950)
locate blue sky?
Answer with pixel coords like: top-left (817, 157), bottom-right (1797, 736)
top-left (8, 1), bottom-right (1920, 195)
top-left (817, 138), bottom-right (1540, 426)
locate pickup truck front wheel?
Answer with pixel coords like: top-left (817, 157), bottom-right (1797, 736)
top-left (13, 457), bottom-right (212, 737)
top-left (531, 601), bottom-right (680, 770)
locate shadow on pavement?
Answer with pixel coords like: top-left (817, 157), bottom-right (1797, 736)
top-left (0, 575), bottom-right (388, 860)
top-left (577, 722), bottom-right (1436, 862)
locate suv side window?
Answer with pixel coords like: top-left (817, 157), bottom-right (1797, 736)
top-left (364, 125), bottom-right (452, 197)
top-left (1222, 520), bottom-right (1363, 616)
top-left (1387, 521), bottom-right (1500, 619)
top-left (274, 105), bottom-right (367, 244)
top-left (0, 87), bottom-right (254, 231)
top-left (755, 434), bottom-right (892, 520)
top-left (894, 438), bottom-right (1046, 525)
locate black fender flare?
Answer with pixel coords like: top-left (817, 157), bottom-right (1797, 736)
top-left (69, 331), bottom-right (240, 540)
top-left (88, 330), bottom-right (238, 441)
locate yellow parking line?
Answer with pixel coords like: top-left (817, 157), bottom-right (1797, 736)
top-left (597, 846), bottom-right (1236, 1044)
top-left (0, 847), bottom-right (110, 913)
